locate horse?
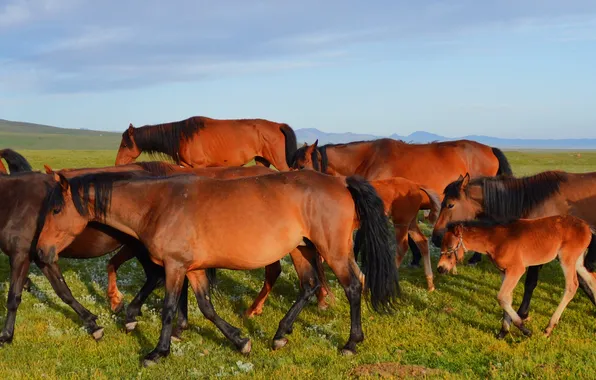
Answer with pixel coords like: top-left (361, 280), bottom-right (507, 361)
top-left (0, 149), bottom-right (33, 174)
top-left (438, 217), bottom-right (596, 338)
top-left (431, 171), bottom-right (596, 331)
top-left (46, 162), bottom-right (300, 318)
top-left (36, 170), bottom-right (400, 366)
top-left (114, 116), bottom-right (297, 171)
top-left (291, 138), bottom-right (512, 266)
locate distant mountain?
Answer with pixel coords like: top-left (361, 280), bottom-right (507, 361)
top-left (296, 128), bottom-right (596, 149)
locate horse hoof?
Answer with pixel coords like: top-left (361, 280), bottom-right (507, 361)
top-left (244, 309), bottom-right (262, 318)
top-left (496, 331), bottom-right (508, 340)
top-left (171, 335), bottom-right (182, 343)
top-left (0, 335), bottom-right (13, 346)
top-left (142, 358), bottom-right (158, 367)
top-left (318, 302), bottom-right (329, 311)
top-left (521, 328), bottom-right (533, 337)
top-left (341, 349), bottom-right (356, 356)
top-left (125, 321), bottom-right (138, 332)
top-left (272, 338), bottom-right (288, 350)
top-left (92, 327), bottom-right (104, 341)
top-left (240, 339), bottom-right (252, 355)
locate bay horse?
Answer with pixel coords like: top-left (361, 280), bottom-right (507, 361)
top-left (46, 162), bottom-right (293, 318)
top-left (431, 171), bottom-right (596, 329)
top-left (291, 138), bottom-right (512, 266)
top-left (36, 170), bottom-right (400, 366)
top-left (114, 116), bottom-right (297, 170)
top-left (438, 217), bottom-right (596, 338)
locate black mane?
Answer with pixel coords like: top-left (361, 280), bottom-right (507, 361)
top-left (444, 171), bottom-right (567, 221)
top-left (123, 117), bottom-right (205, 164)
top-left (0, 149), bottom-right (33, 173)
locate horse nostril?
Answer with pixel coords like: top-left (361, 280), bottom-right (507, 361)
top-left (437, 266), bottom-right (446, 274)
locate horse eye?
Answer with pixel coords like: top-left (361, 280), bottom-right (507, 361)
top-left (447, 204), bottom-right (454, 209)
top-left (52, 208), bottom-right (61, 215)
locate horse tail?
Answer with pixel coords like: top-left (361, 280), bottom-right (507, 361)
top-left (0, 149), bottom-right (32, 173)
top-left (280, 124), bottom-right (297, 168)
top-left (585, 231), bottom-right (596, 272)
top-left (419, 187), bottom-right (441, 224)
top-left (491, 147), bottom-right (513, 176)
top-left (206, 268), bottom-right (218, 292)
top-left (346, 175), bottom-right (399, 313)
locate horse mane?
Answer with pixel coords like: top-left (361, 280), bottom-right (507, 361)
top-left (123, 117), bottom-right (205, 164)
top-left (444, 171), bottom-right (568, 221)
top-left (0, 149), bottom-right (33, 173)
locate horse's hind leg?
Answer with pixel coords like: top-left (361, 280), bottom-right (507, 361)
top-left (0, 255), bottom-right (31, 345)
top-left (107, 244), bottom-right (136, 313)
top-left (272, 246), bottom-right (320, 350)
top-left (408, 235), bottom-right (422, 267)
top-left (497, 268), bottom-right (532, 337)
top-left (545, 255), bottom-right (579, 337)
top-left (394, 224), bottom-right (409, 269)
top-left (245, 261), bottom-right (282, 317)
top-left (186, 270), bottom-right (251, 354)
top-left (172, 277), bottom-right (189, 341)
top-left (142, 263), bottom-right (186, 366)
top-left (408, 220), bottom-right (434, 291)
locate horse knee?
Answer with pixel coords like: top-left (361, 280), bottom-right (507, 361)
top-left (6, 294), bottom-right (22, 311)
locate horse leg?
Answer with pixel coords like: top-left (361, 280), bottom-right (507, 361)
top-left (408, 235), bottom-right (422, 267)
top-left (545, 256), bottom-right (579, 337)
top-left (186, 270), bottom-right (251, 353)
top-left (142, 263), bottom-right (186, 367)
top-left (467, 252), bottom-right (482, 265)
top-left (497, 268), bottom-right (531, 337)
top-left (245, 261), bottom-right (282, 317)
top-left (34, 258), bottom-right (104, 340)
top-left (408, 220), bottom-right (434, 291)
top-left (125, 265), bottom-right (165, 332)
top-left (172, 277), bottom-right (189, 341)
top-left (107, 244), bottom-right (136, 313)
top-left (394, 225), bottom-right (409, 269)
top-left (0, 255), bottom-right (31, 345)
top-left (577, 261), bottom-right (596, 306)
top-left (272, 246), bottom-right (320, 350)
top-left (500, 265), bottom-right (543, 338)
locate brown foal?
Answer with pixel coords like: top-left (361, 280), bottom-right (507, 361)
top-left (438, 216), bottom-right (596, 338)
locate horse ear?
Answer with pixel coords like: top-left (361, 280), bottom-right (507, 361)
top-left (53, 172), bottom-right (70, 192)
top-left (44, 164), bottom-right (54, 174)
top-left (459, 173), bottom-right (470, 190)
top-left (454, 224), bottom-right (463, 236)
top-left (457, 174), bottom-right (464, 181)
top-left (128, 123), bottom-right (135, 135)
top-left (313, 139), bottom-right (318, 149)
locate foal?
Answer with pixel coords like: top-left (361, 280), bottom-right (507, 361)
top-left (438, 216), bottom-right (596, 338)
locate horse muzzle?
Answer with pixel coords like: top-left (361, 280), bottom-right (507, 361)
top-left (37, 246), bottom-right (56, 264)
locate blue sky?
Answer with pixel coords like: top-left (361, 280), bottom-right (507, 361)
top-left (1, 1), bottom-right (595, 138)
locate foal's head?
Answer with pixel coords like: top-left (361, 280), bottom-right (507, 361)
top-left (115, 124), bottom-right (142, 165)
top-left (432, 173), bottom-right (482, 247)
top-left (37, 173), bottom-right (91, 263)
top-left (291, 140), bottom-right (320, 170)
top-left (437, 224), bottom-right (466, 274)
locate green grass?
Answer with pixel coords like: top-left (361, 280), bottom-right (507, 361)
top-left (1, 150), bottom-right (596, 379)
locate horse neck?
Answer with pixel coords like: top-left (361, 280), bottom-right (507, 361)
top-left (89, 182), bottom-right (152, 240)
top-left (324, 144), bottom-right (368, 175)
top-left (461, 227), bottom-right (497, 256)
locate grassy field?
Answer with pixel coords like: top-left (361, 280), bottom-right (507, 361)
top-left (0, 150), bottom-right (596, 379)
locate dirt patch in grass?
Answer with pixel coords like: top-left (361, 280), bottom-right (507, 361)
top-left (350, 363), bottom-right (445, 378)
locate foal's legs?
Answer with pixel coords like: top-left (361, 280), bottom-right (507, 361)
top-left (0, 254), bottom-right (31, 345)
top-left (272, 246), bottom-right (320, 350)
top-left (408, 220), bottom-right (434, 291)
top-left (142, 263), bottom-right (186, 367)
top-left (497, 268), bottom-right (532, 337)
top-left (106, 244), bottom-right (136, 313)
top-left (186, 270), bottom-right (251, 353)
top-left (245, 261), bottom-right (282, 317)
top-left (544, 256), bottom-right (579, 337)
top-left (499, 264), bottom-right (543, 338)
top-left (393, 224), bottom-right (410, 269)
top-left (34, 258), bottom-right (104, 340)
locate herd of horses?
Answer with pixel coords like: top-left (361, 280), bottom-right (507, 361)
top-left (1, 116), bottom-right (596, 367)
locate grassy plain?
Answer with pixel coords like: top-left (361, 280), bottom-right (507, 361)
top-left (0, 149), bottom-right (595, 379)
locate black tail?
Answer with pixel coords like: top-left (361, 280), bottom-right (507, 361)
top-left (280, 124), bottom-right (297, 168)
top-left (585, 233), bottom-right (596, 272)
top-left (0, 149), bottom-right (32, 173)
top-left (346, 176), bottom-right (399, 313)
top-left (206, 268), bottom-right (218, 291)
top-left (491, 147), bottom-right (513, 176)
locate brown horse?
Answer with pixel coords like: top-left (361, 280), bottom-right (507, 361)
top-left (36, 170), bottom-right (399, 365)
top-left (431, 171), bottom-right (596, 326)
top-left (45, 162), bottom-right (278, 317)
top-left (438, 217), bottom-right (596, 338)
top-left (114, 116), bottom-right (297, 170)
top-left (291, 138), bottom-right (512, 266)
